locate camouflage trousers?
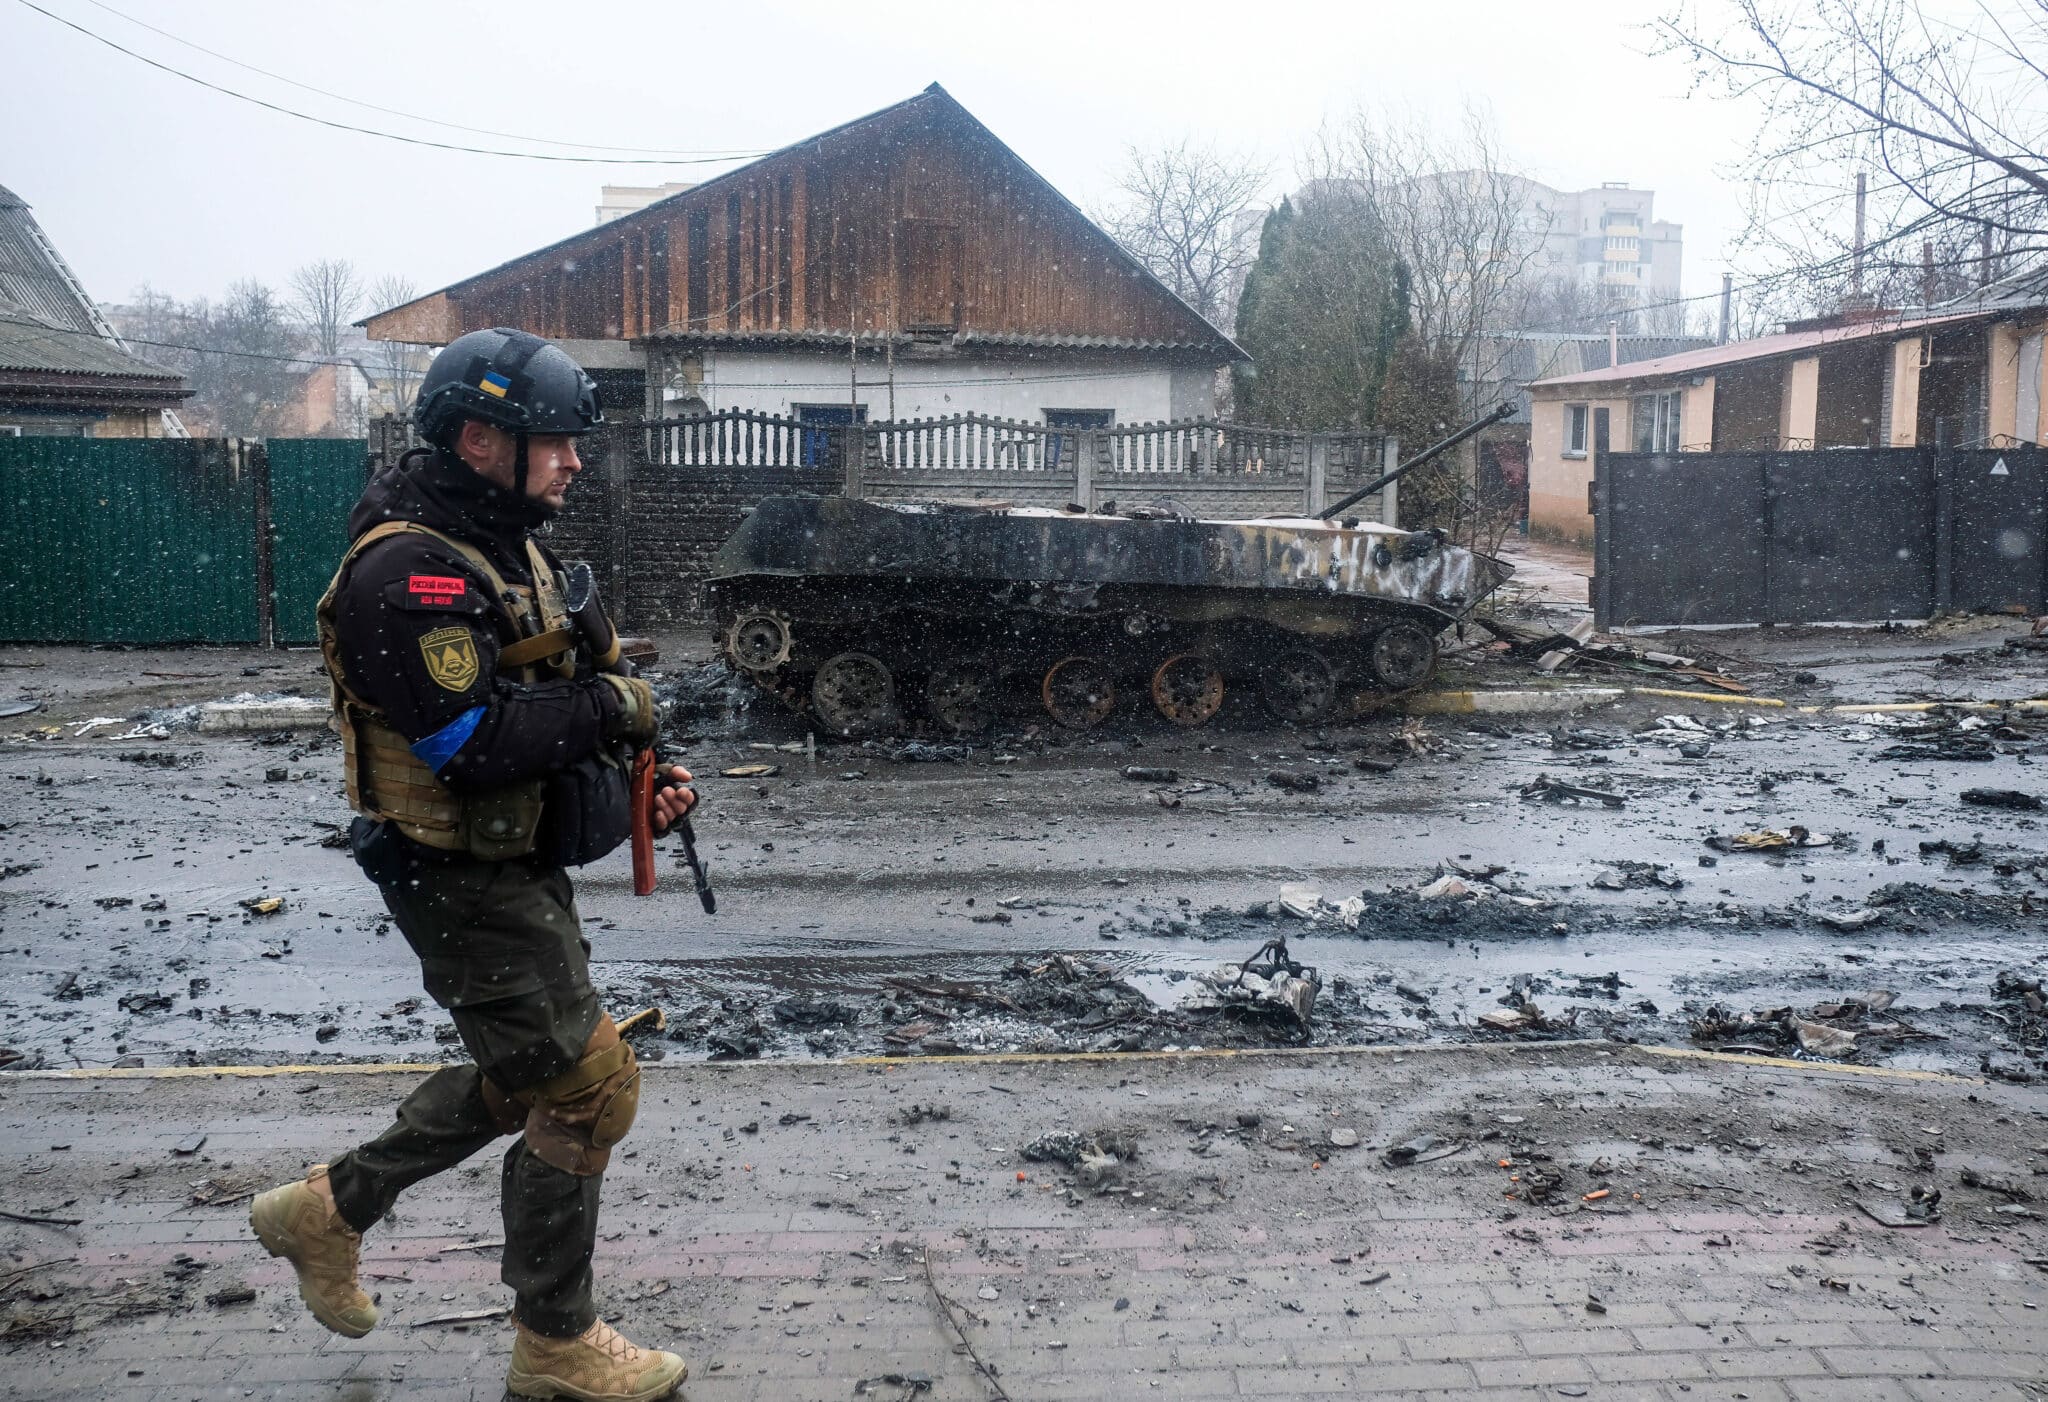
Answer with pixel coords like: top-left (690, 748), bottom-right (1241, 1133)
top-left (326, 849), bottom-right (606, 1339)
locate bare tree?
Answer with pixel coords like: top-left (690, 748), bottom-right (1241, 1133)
top-left (1306, 105), bottom-right (1551, 544)
top-left (1099, 139), bottom-right (1270, 329)
top-left (365, 274), bottom-right (429, 421)
top-left (1654, 0), bottom-right (2048, 309)
top-left (290, 258), bottom-right (364, 358)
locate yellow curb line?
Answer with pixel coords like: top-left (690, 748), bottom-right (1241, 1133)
top-left (1634, 1044), bottom-right (1979, 1084)
top-left (1628, 687), bottom-right (1787, 708)
top-left (1819, 699), bottom-right (2048, 715)
top-left (5, 1061), bottom-right (445, 1080)
top-left (2, 1042), bottom-right (1608, 1080)
top-left (4, 1040), bottom-right (1979, 1085)
top-left (838, 1039), bottom-right (1618, 1067)
top-left (1418, 686), bottom-right (2048, 715)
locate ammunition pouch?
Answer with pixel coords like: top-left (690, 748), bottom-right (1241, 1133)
top-left (519, 1016), bottom-right (640, 1176)
top-left (343, 707), bottom-right (543, 860)
top-left (533, 746), bottom-right (633, 868)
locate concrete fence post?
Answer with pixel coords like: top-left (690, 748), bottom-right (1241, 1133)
top-left (1074, 429), bottom-right (1096, 510)
top-left (602, 421), bottom-right (633, 610)
top-left (1380, 436), bottom-right (1400, 526)
top-left (842, 425), bottom-right (865, 499)
top-left (1305, 435), bottom-right (1328, 515)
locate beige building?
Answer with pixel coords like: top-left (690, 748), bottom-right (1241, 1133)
top-left (594, 183), bottom-right (694, 226)
top-left (1523, 277), bottom-right (2048, 545)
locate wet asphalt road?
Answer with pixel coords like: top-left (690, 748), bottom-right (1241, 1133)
top-left (2, 622), bottom-right (2046, 1074)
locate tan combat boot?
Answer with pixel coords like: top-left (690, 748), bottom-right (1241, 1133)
top-left (248, 1164), bottom-right (379, 1338)
top-left (507, 1318), bottom-right (688, 1402)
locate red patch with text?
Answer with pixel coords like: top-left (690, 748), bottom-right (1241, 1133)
top-left (407, 575), bottom-right (467, 607)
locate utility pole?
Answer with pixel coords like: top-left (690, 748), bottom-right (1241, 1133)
top-left (1718, 273), bottom-right (1732, 345)
top-left (1922, 240), bottom-right (1935, 305)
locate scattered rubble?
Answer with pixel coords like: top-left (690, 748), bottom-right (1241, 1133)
top-left (1962, 788), bottom-right (2043, 811)
top-left (1705, 826), bottom-right (1832, 854)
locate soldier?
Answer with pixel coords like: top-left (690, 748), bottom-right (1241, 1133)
top-left (249, 328), bottom-right (695, 1402)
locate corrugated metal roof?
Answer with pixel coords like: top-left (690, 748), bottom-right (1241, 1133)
top-left (0, 183), bottom-right (184, 382)
top-left (634, 327), bottom-right (1225, 357)
top-left (1939, 258), bottom-right (2048, 312)
top-left (1527, 308), bottom-right (2004, 389)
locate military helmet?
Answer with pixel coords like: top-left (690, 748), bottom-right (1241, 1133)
top-left (413, 327), bottom-right (604, 447)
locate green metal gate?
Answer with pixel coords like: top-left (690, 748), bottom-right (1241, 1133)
top-left (0, 436), bottom-right (261, 642)
top-left (0, 435), bottom-right (367, 644)
top-left (267, 439), bottom-right (368, 644)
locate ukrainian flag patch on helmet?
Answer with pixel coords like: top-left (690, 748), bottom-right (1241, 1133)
top-left (478, 370), bottom-right (512, 398)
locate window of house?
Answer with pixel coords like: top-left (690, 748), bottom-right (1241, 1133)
top-left (1564, 404), bottom-right (1589, 456)
top-left (794, 403), bottom-right (866, 470)
top-left (1043, 409), bottom-right (1113, 467)
top-left (1631, 390), bottom-right (1682, 453)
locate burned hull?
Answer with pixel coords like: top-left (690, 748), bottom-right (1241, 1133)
top-left (706, 496), bottom-right (1513, 734)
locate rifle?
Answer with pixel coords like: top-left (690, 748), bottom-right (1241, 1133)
top-left (565, 563), bottom-right (715, 911)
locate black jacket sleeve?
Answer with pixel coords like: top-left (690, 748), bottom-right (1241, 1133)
top-left (332, 536), bottom-right (627, 792)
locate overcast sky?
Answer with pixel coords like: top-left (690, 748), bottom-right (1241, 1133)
top-left (4, 0), bottom-right (1773, 320)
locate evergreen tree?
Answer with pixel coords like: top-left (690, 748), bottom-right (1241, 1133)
top-left (1232, 190), bottom-right (1409, 431)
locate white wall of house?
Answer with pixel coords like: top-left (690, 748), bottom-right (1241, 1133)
top-left (657, 350), bottom-right (1216, 425)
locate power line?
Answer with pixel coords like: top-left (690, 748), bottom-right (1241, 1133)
top-left (14, 0), bottom-right (764, 166)
top-left (0, 311), bottom-right (339, 369)
top-left (72, 0), bottom-right (761, 159)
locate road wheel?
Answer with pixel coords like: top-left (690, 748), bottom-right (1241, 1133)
top-left (811, 651), bottom-right (896, 736)
top-left (1041, 656), bottom-right (1117, 730)
top-left (925, 661), bottom-right (997, 737)
top-left (1368, 622), bottom-right (1438, 691)
top-left (1258, 648), bottom-right (1339, 724)
top-left (1150, 653), bottom-right (1225, 727)
top-left (724, 610), bottom-right (793, 673)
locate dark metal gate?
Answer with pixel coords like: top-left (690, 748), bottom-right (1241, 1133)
top-left (0, 435), bottom-right (365, 644)
top-left (1593, 408), bottom-right (2047, 627)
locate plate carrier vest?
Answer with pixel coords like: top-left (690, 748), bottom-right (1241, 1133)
top-left (317, 520), bottom-right (578, 861)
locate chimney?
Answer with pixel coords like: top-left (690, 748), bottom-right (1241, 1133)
top-left (1718, 273), bottom-right (1732, 345)
top-left (1607, 320), bottom-right (1619, 367)
top-left (1852, 172), bottom-right (1866, 296)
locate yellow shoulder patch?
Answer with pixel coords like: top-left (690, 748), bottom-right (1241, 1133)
top-left (419, 626), bottom-right (480, 692)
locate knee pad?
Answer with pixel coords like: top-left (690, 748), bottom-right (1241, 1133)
top-left (477, 1075), bottom-right (529, 1137)
top-left (520, 1016), bottom-right (640, 1176)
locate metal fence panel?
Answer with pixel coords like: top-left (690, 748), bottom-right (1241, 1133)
top-left (1766, 450), bottom-right (1934, 622)
top-left (1600, 451), bottom-right (1769, 626)
top-left (0, 436), bottom-right (259, 643)
top-left (267, 439), bottom-right (368, 644)
top-left (1949, 447), bottom-right (2048, 615)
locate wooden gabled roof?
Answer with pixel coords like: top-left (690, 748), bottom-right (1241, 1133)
top-left (363, 84), bottom-right (1245, 363)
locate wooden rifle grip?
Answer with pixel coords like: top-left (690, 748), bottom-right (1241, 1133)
top-left (630, 748), bottom-right (657, 897)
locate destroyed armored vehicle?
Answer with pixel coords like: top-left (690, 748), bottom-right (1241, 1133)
top-left (705, 494), bottom-right (1513, 736)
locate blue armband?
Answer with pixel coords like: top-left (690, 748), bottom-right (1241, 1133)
top-left (409, 705), bottom-right (485, 774)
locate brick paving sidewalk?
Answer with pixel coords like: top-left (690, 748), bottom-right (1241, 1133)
top-left (0, 1045), bottom-right (2042, 1402)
